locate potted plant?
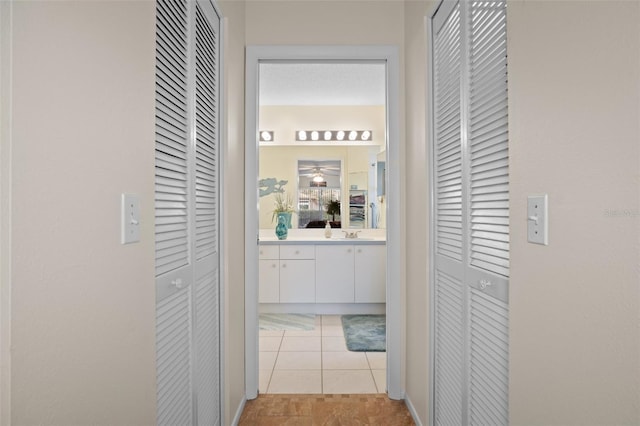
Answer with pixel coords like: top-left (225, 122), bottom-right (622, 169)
top-left (271, 192), bottom-right (295, 229)
top-left (325, 199), bottom-right (341, 227)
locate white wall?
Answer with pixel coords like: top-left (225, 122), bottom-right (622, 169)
top-left (218, 0), bottom-right (247, 423)
top-left (2, 1), bottom-right (156, 424)
top-left (404, 1), bottom-right (437, 423)
top-left (244, 0), bottom-right (408, 394)
top-left (508, 1), bottom-right (640, 424)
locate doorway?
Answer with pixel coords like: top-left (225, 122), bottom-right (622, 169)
top-left (245, 45), bottom-right (402, 399)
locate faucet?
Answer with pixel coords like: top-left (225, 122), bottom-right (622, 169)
top-left (342, 230), bottom-right (361, 239)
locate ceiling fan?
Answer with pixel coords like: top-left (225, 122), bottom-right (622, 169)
top-left (298, 162), bottom-right (341, 180)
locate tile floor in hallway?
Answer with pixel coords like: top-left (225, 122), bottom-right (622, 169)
top-left (259, 315), bottom-right (387, 394)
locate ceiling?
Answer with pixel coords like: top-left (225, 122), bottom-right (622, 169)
top-left (259, 62), bottom-right (386, 106)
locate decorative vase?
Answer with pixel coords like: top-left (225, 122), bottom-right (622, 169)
top-left (282, 211), bottom-right (292, 229)
top-left (275, 213), bottom-right (289, 240)
top-left (324, 221), bottom-right (332, 238)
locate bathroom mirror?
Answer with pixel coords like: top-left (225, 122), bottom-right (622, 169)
top-left (257, 62), bottom-right (387, 229)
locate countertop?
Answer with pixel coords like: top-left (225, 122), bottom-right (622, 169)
top-left (258, 229), bottom-right (386, 245)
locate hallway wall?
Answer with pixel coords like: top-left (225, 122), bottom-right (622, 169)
top-left (2, 1), bottom-right (156, 424)
top-left (508, 1), bottom-right (640, 424)
top-left (243, 0), bottom-right (409, 400)
top-left (218, 0), bottom-right (248, 422)
top-left (403, 1), bottom-right (437, 423)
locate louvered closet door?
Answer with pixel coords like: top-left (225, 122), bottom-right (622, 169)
top-left (432, 2), bottom-right (464, 425)
top-left (432, 1), bottom-right (509, 425)
top-left (155, 0), bottom-right (221, 424)
top-left (155, 0), bottom-right (193, 424)
top-left (193, 1), bottom-right (221, 424)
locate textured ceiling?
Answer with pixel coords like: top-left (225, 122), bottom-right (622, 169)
top-left (259, 62), bottom-right (386, 106)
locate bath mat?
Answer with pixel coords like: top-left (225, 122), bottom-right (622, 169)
top-left (341, 314), bottom-right (386, 352)
top-left (259, 313), bottom-right (316, 331)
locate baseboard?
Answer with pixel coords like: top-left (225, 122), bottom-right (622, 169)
top-left (230, 397), bottom-right (247, 426)
top-left (404, 393), bottom-right (424, 426)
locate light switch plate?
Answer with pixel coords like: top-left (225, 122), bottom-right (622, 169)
top-left (121, 193), bottom-right (140, 244)
top-left (527, 194), bottom-right (548, 245)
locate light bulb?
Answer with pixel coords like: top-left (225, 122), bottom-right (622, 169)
top-left (349, 131), bottom-right (357, 141)
top-left (311, 131), bottom-right (319, 141)
top-left (324, 131), bottom-right (332, 141)
top-left (336, 131), bottom-right (345, 141)
top-left (261, 131), bottom-right (272, 141)
top-left (298, 130), bottom-right (307, 141)
top-left (361, 131), bottom-right (371, 141)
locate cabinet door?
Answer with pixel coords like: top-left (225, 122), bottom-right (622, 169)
top-left (280, 260), bottom-right (315, 303)
top-left (259, 260), bottom-right (279, 303)
top-left (354, 245), bottom-right (386, 303)
top-left (315, 245), bottom-right (355, 303)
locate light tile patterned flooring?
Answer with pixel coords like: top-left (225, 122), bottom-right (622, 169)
top-left (259, 315), bottom-right (387, 394)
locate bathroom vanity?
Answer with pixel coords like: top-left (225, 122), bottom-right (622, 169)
top-left (258, 232), bottom-right (386, 314)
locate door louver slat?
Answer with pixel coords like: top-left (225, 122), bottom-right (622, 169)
top-left (434, 3), bottom-right (463, 263)
top-left (434, 270), bottom-right (463, 426)
top-left (156, 288), bottom-right (192, 426)
top-left (469, 287), bottom-right (509, 425)
top-left (155, 0), bottom-right (190, 278)
top-left (195, 4), bottom-right (218, 262)
top-left (469, 0), bottom-right (509, 279)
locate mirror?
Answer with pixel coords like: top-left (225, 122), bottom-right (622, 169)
top-left (258, 62), bottom-right (387, 230)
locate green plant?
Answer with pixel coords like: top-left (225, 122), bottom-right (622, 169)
top-left (271, 192), bottom-right (296, 223)
top-left (326, 199), bottom-right (341, 222)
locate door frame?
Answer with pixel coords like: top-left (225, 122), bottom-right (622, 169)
top-left (244, 45), bottom-right (403, 399)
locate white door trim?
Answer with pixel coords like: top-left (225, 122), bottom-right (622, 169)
top-left (244, 44), bottom-right (403, 400)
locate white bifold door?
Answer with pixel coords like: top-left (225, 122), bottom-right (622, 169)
top-left (155, 0), bottom-right (221, 424)
top-left (431, 1), bottom-right (509, 425)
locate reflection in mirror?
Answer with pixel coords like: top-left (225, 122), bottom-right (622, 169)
top-left (258, 62), bottom-right (387, 230)
top-left (298, 160), bottom-right (341, 228)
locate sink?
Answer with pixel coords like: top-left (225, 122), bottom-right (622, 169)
top-left (335, 237), bottom-right (375, 241)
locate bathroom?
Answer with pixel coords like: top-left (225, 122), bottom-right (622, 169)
top-left (256, 62), bottom-right (389, 394)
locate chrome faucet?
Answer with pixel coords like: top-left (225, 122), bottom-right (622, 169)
top-left (342, 230), bottom-right (361, 239)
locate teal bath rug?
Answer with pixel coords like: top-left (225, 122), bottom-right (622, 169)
top-left (259, 313), bottom-right (316, 331)
top-left (341, 314), bottom-right (386, 352)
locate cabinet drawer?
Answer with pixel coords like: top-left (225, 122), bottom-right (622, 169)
top-left (259, 245), bottom-right (279, 260)
top-left (279, 245), bottom-right (315, 259)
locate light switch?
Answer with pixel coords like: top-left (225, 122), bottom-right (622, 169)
top-left (527, 194), bottom-right (548, 245)
top-left (121, 193), bottom-right (140, 244)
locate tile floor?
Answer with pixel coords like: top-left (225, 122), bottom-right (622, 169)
top-left (259, 314), bottom-right (387, 394)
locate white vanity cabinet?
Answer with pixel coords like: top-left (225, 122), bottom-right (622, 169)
top-left (258, 241), bottom-right (385, 308)
top-left (259, 246), bottom-right (280, 303)
top-left (279, 245), bottom-right (315, 303)
top-left (315, 245), bottom-right (355, 303)
top-left (354, 245), bottom-right (386, 303)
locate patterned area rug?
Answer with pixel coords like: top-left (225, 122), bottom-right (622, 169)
top-left (259, 313), bottom-right (316, 331)
top-left (341, 314), bottom-right (386, 352)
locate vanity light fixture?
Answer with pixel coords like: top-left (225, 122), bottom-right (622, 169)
top-left (259, 130), bottom-right (274, 142)
top-left (295, 130), bottom-right (373, 142)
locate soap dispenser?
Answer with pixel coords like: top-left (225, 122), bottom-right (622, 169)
top-left (324, 221), bottom-right (332, 238)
